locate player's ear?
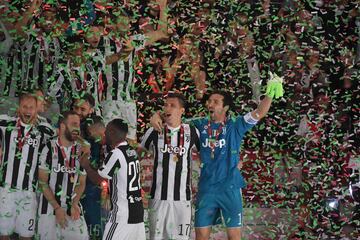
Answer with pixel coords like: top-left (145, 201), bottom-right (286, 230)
top-left (59, 122), bottom-right (65, 131)
top-left (224, 105), bottom-right (229, 112)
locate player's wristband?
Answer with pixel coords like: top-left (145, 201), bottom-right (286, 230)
top-left (244, 112), bottom-right (259, 125)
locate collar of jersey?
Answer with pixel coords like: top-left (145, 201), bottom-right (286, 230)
top-left (115, 141), bottom-right (128, 147)
top-left (166, 124), bottom-right (181, 132)
top-left (56, 138), bottom-right (77, 149)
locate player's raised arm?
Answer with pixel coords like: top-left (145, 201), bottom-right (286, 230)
top-left (250, 72), bottom-right (284, 121)
top-left (143, 0), bottom-right (169, 46)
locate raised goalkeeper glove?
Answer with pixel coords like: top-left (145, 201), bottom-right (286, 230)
top-left (265, 72), bottom-right (284, 99)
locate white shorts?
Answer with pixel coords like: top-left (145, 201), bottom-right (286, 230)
top-left (37, 214), bottom-right (89, 240)
top-left (0, 187), bottom-right (37, 237)
top-left (101, 100), bottom-right (137, 140)
top-left (148, 199), bottom-right (192, 240)
top-left (102, 221), bottom-right (145, 240)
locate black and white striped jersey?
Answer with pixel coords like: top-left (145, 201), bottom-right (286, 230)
top-left (140, 124), bottom-right (200, 201)
top-left (48, 52), bottom-right (105, 112)
top-left (0, 115), bottom-right (54, 191)
top-left (98, 35), bottom-right (144, 102)
top-left (38, 138), bottom-right (86, 216)
top-left (0, 34), bottom-right (61, 97)
top-left (98, 142), bottom-right (144, 224)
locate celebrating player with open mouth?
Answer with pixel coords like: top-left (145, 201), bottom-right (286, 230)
top-left (0, 91), bottom-right (53, 239)
top-left (141, 92), bottom-right (200, 240)
top-left (151, 73), bottom-right (284, 240)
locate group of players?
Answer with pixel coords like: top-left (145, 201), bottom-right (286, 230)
top-left (0, 69), bottom-right (284, 240)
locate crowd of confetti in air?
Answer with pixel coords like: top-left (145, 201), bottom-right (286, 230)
top-left (0, 0), bottom-right (359, 239)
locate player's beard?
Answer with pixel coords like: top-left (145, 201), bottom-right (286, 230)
top-left (64, 126), bottom-right (79, 142)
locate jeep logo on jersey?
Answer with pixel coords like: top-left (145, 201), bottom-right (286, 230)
top-left (14, 137), bottom-right (40, 147)
top-left (202, 138), bottom-right (226, 148)
top-left (126, 149), bottom-right (137, 157)
top-left (160, 144), bottom-right (186, 156)
top-left (128, 195), bottom-right (142, 203)
top-left (53, 163), bottom-right (77, 174)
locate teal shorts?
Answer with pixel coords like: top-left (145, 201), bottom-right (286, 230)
top-left (195, 188), bottom-right (243, 228)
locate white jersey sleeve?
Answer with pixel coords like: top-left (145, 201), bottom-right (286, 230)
top-left (39, 142), bottom-right (52, 171)
top-left (98, 149), bottom-right (123, 179)
top-left (140, 127), bottom-right (156, 151)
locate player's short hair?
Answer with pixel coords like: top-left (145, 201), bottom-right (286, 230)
top-left (73, 92), bottom-right (95, 108)
top-left (107, 118), bottom-right (128, 141)
top-left (84, 115), bottom-right (105, 136)
top-left (87, 115), bottom-right (104, 127)
top-left (58, 110), bottom-right (80, 126)
top-left (165, 92), bottom-right (187, 109)
top-left (208, 90), bottom-right (234, 110)
top-left (18, 91), bottom-right (37, 104)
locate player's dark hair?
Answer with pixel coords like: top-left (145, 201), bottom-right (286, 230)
top-left (208, 90), bottom-right (234, 110)
top-left (18, 91), bottom-right (37, 104)
top-left (58, 110), bottom-right (80, 126)
top-left (165, 92), bottom-right (187, 109)
top-left (73, 92), bottom-right (95, 108)
top-left (107, 118), bottom-right (128, 142)
top-left (87, 115), bottom-right (104, 127)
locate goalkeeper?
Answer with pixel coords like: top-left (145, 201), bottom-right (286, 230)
top-left (150, 72), bottom-right (284, 240)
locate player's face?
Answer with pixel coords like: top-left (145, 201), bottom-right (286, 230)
top-left (73, 100), bottom-right (93, 120)
top-left (206, 94), bottom-right (228, 121)
top-left (63, 115), bottom-right (81, 142)
top-left (105, 124), bottom-right (116, 147)
top-left (18, 97), bottom-right (38, 124)
top-left (88, 126), bottom-right (105, 144)
top-left (85, 26), bottom-right (103, 48)
top-left (38, 10), bottom-right (56, 33)
top-left (179, 38), bottom-right (192, 54)
top-left (163, 98), bottom-right (184, 125)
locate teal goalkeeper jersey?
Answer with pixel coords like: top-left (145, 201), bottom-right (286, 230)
top-left (191, 113), bottom-right (257, 193)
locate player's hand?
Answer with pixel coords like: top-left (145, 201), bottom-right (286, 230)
top-left (196, 90), bottom-right (204, 100)
top-left (55, 207), bottom-right (67, 229)
top-left (80, 144), bottom-right (91, 157)
top-left (266, 72), bottom-right (284, 99)
top-left (122, 38), bottom-right (135, 53)
top-left (101, 192), bottom-right (111, 211)
top-left (70, 203), bottom-right (81, 221)
top-left (30, 0), bottom-right (43, 10)
top-left (150, 111), bottom-right (163, 132)
top-left (77, 137), bottom-right (91, 157)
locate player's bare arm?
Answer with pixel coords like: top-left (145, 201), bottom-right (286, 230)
top-left (71, 175), bottom-right (86, 221)
top-left (250, 72), bottom-right (284, 120)
top-left (39, 169), bottom-right (67, 229)
top-left (143, 0), bottom-right (169, 46)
